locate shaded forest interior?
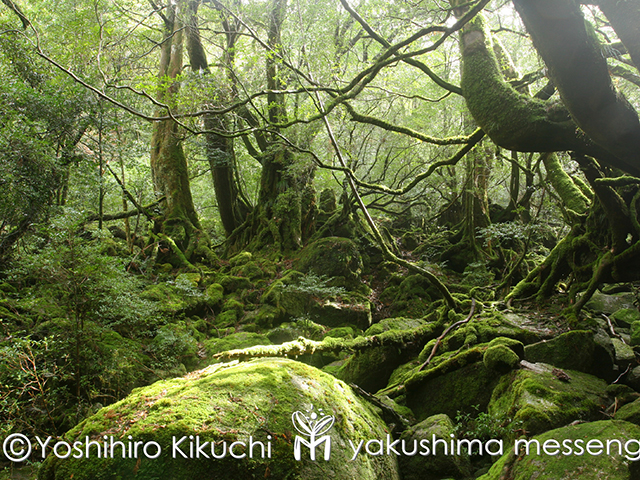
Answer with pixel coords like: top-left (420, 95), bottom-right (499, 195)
top-left (2, 0), bottom-right (640, 479)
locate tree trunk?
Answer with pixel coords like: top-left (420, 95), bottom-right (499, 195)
top-left (150, 0), bottom-right (208, 266)
top-left (186, 0), bottom-right (251, 237)
top-left (513, 0), bottom-right (640, 176)
top-left (225, 0), bottom-right (316, 255)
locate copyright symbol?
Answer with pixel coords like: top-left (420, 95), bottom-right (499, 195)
top-left (3, 434), bottom-right (32, 462)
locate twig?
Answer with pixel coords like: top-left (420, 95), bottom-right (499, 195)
top-left (603, 313), bottom-right (626, 344)
top-left (613, 364), bottom-right (632, 385)
top-left (418, 298), bottom-right (476, 371)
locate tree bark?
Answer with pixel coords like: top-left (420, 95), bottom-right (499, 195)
top-left (186, 0), bottom-right (251, 236)
top-left (513, 0), bottom-right (640, 176)
top-left (150, 0), bottom-right (205, 264)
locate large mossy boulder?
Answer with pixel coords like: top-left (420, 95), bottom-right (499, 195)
top-left (405, 358), bottom-right (501, 422)
top-left (479, 420), bottom-right (640, 480)
top-left (488, 362), bottom-right (609, 438)
top-left (39, 358), bottom-right (400, 480)
top-left (524, 330), bottom-right (615, 381)
top-left (398, 414), bottom-right (472, 480)
top-left (584, 291), bottom-right (637, 315)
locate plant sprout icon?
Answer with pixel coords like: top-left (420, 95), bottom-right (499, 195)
top-left (292, 405), bottom-right (335, 461)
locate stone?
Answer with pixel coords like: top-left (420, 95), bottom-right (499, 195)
top-left (294, 237), bottom-right (363, 290)
top-left (483, 345), bottom-right (520, 373)
top-left (39, 359), bottom-right (400, 480)
top-left (584, 291), bottom-right (636, 315)
top-left (611, 338), bottom-right (635, 368)
top-left (615, 397), bottom-right (640, 426)
top-left (524, 330), bottom-right (615, 381)
top-left (398, 414), bottom-right (472, 480)
top-left (488, 362), bottom-right (609, 438)
top-left (479, 420), bottom-right (640, 480)
top-left (612, 308), bottom-right (640, 328)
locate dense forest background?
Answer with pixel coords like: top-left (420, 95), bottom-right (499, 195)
top-left (1, 0), bottom-right (640, 478)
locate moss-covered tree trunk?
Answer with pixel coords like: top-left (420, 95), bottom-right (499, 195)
top-left (185, 1), bottom-right (251, 237)
top-left (451, 0), bottom-right (640, 313)
top-left (225, 0), bottom-right (316, 255)
top-left (150, 0), bottom-right (208, 267)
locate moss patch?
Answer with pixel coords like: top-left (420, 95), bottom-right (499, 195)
top-left (479, 420), bottom-right (640, 480)
top-left (488, 363), bottom-right (609, 438)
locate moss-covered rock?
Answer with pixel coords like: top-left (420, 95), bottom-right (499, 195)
top-left (39, 359), bottom-right (400, 480)
top-left (488, 362), bottom-right (609, 438)
top-left (267, 319), bottom-right (327, 344)
top-left (294, 237), bottom-right (363, 290)
top-left (398, 414), bottom-right (472, 480)
top-left (141, 283), bottom-right (206, 316)
top-left (261, 271), bottom-right (308, 318)
top-left (479, 420), bottom-right (640, 480)
top-left (176, 272), bottom-right (201, 288)
top-left (365, 317), bottom-right (427, 336)
top-left (323, 326), bottom-right (357, 339)
top-left (612, 338), bottom-right (635, 367)
top-left (228, 251), bottom-right (252, 267)
top-left (612, 308), bottom-right (640, 328)
top-left (483, 345), bottom-right (520, 373)
top-left (585, 291), bottom-right (637, 315)
top-left (405, 360), bottom-right (500, 422)
top-left (205, 283), bottom-right (224, 308)
top-left (310, 296), bottom-right (372, 329)
top-left (487, 337), bottom-right (525, 360)
top-left (630, 321), bottom-right (640, 346)
top-left (422, 312), bottom-right (548, 358)
top-left (336, 346), bottom-right (403, 394)
top-left (230, 261), bottom-right (266, 281)
top-left (524, 330), bottom-right (614, 380)
top-left (219, 275), bottom-right (254, 294)
top-left (615, 397), bottom-right (640, 426)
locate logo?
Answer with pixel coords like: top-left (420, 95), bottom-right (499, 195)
top-left (291, 406), bottom-right (334, 461)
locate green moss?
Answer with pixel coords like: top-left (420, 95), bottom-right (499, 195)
top-left (405, 360), bottom-right (500, 422)
top-left (230, 261), bottom-right (266, 280)
top-left (294, 237), bottom-right (363, 289)
top-left (203, 332), bottom-right (272, 360)
top-left (615, 397), bottom-right (640, 426)
top-left (479, 420), bottom-right (640, 480)
top-left (219, 275), bottom-right (254, 293)
top-left (222, 298), bottom-right (245, 315)
top-left (336, 346), bottom-right (403, 393)
top-left (176, 272), bottom-right (201, 288)
top-left (0, 282), bottom-right (17, 295)
top-left (39, 359), bottom-right (400, 480)
top-left (487, 337), bottom-right (525, 359)
top-left (483, 345), bottom-right (520, 373)
top-left (141, 284), bottom-right (189, 315)
top-left (542, 152), bottom-right (589, 214)
top-left (612, 308), bottom-right (640, 327)
top-left (215, 310), bottom-right (237, 327)
top-left (365, 318), bottom-right (426, 336)
top-left (399, 414), bottom-right (472, 480)
top-left (488, 365), bottom-right (608, 438)
top-left (524, 330), bottom-right (595, 372)
top-left (324, 326), bottom-right (357, 339)
top-left (205, 283), bottom-right (224, 308)
top-left (228, 251), bottom-right (252, 267)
